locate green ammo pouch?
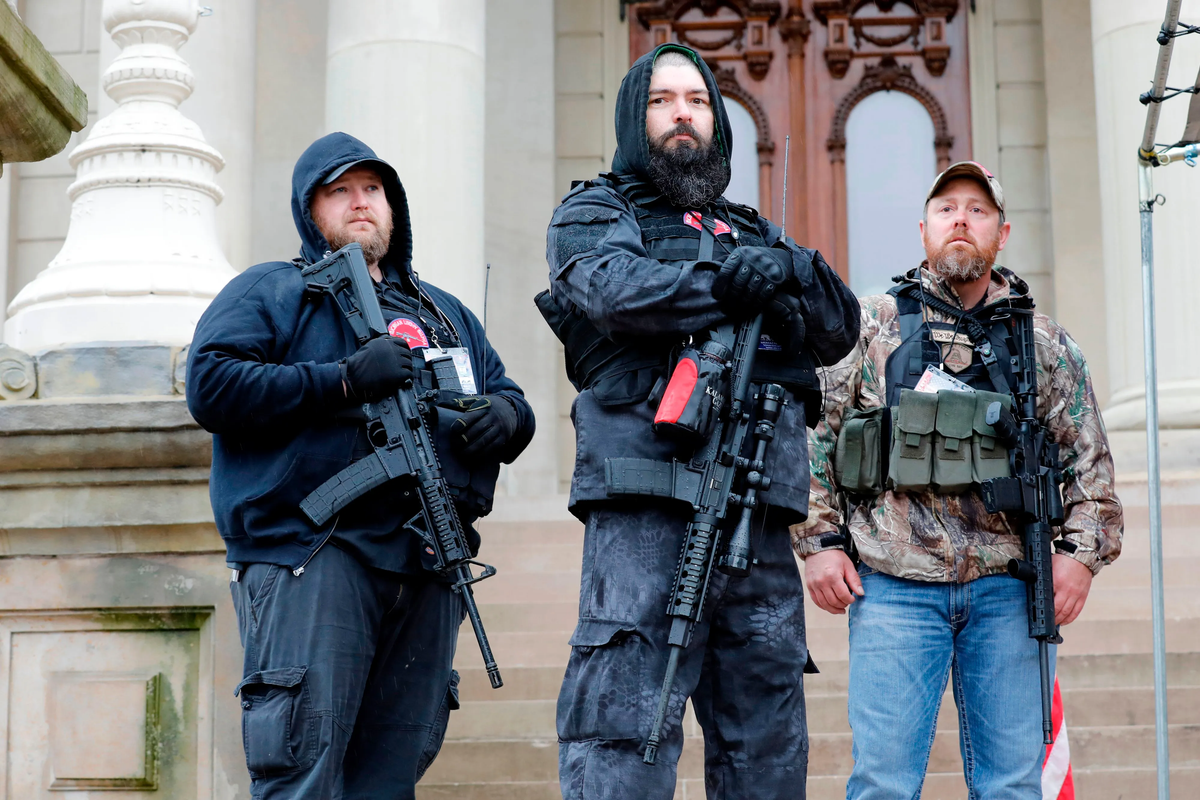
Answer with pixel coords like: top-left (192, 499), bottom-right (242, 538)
top-left (931, 389), bottom-right (976, 493)
top-left (972, 390), bottom-right (1014, 483)
top-left (888, 389), bottom-right (938, 493)
top-left (835, 406), bottom-right (889, 497)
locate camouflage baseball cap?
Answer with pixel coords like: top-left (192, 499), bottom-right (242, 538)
top-left (925, 161), bottom-right (1005, 214)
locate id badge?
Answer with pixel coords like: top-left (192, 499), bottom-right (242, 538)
top-left (423, 347), bottom-right (478, 394)
top-left (914, 364), bottom-right (974, 394)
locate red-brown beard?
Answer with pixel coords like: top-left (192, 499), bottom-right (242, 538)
top-left (926, 229), bottom-right (1001, 282)
top-left (317, 208), bottom-right (393, 264)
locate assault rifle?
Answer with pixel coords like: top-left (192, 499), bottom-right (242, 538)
top-left (603, 314), bottom-right (786, 765)
top-left (979, 306), bottom-right (1065, 745)
top-left (298, 243), bottom-right (503, 689)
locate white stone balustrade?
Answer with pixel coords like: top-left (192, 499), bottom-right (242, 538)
top-left (4, 0), bottom-right (235, 352)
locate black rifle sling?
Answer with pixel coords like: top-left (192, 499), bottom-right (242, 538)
top-left (895, 283), bottom-right (1016, 397)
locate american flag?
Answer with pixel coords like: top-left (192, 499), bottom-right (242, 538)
top-left (1042, 675), bottom-right (1074, 800)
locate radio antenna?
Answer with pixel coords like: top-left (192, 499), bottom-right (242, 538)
top-left (482, 262), bottom-right (491, 395)
top-left (780, 134), bottom-right (790, 240)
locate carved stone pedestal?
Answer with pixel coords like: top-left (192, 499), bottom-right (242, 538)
top-left (0, 369), bottom-right (245, 798)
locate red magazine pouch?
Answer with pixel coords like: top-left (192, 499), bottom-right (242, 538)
top-left (652, 338), bottom-right (731, 446)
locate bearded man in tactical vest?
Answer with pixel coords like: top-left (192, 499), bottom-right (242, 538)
top-left (795, 162), bottom-right (1123, 798)
top-left (540, 44), bottom-right (859, 798)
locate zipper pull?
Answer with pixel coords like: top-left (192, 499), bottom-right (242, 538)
top-left (292, 566), bottom-right (305, 577)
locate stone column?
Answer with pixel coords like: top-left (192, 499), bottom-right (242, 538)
top-left (483, 0), bottom-right (557, 497)
top-left (4, 0), bottom-right (235, 353)
top-left (325, 0), bottom-right (486, 314)
top-left (1092, 2), bottom-right (1200, 432)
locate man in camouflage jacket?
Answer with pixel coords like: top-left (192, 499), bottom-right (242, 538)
top-left (793, 161), bottom-right (1122, 799)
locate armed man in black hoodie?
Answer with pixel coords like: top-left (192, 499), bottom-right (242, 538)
top-left (187, 133), bottom-right (534, 799)
top-left (542, 45), bottom-right (859, 798)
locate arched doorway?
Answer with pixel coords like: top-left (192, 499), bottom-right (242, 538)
top-left (724, 98), bottom-right (761, 209)
top-left (845, 90), bottom-right (936, 296)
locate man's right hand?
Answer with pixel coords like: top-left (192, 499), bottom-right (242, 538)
top-left (712, 247), bottom-right (791, 315)
top-left (804, 549), bottom-right (864, 615)
top-left (342, 335), bottom-right (414, 403)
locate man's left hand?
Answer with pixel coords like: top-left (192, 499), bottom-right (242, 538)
top-left (438, 395), bottom-right (519, 461)
top-left (1052, 553), bottom-right (1093, 626)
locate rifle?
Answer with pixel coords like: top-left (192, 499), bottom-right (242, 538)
top-left (979, 306), bottom-right (1065, 744)
top-left (298, 243), bottom-right (504, 690)
top-left (604, 313), bottom-right (785, 764)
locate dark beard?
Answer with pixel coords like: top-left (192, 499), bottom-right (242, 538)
top-left (646, 124), bottom-right (730, 208)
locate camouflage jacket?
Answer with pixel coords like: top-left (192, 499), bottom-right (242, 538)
top-left (792, 265), bottom-right (1123, 581)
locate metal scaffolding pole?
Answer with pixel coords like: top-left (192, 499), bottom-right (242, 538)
top-left (1137, 2), bottom-right (1185, 798)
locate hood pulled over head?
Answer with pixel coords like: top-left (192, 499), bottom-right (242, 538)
top-left (291, 132), bottom-right (413, 272)
top-left (611, 43), bottom-right (734, 194)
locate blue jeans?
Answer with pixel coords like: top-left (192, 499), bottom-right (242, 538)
top-left (845, 569), bottom-right (1054, 800)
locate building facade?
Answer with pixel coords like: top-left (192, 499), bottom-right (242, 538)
top-left (0, 0), bottom-right (1196, 797)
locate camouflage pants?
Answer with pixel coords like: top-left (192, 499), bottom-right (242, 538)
top-left (557, 503), bottom-right (812, 800)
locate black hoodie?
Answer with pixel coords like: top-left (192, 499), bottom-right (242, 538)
top-left (188, 133), bottom-right (534, 572)
top-left (610, 43), bottom-right (734, 190)
top-left (544, 43), bottom-right (860, 522)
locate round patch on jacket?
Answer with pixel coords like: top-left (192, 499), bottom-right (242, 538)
top-left (387, 316), bottom-right (430, 349)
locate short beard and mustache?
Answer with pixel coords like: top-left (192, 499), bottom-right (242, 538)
top-left (926, 229), bottom-right (1000, 282)
top-left (646, 123), bottom-right (731, 208)
top-left (317, 208), bottom-right (393, 265)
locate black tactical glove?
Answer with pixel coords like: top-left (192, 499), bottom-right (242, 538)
top-left (762, 291), bottom-right (807, 357)
top-left (711, 246), bottom-right (792, 316)
top-left (341, 335), bottom-right (414, 403)
top-left (438, 394), bottom-right (520, 461)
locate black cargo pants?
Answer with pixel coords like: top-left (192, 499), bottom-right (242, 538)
top-left (231, 543), bottom-right (462, 799)
top-left (557, 504), bottom-right (813, 799)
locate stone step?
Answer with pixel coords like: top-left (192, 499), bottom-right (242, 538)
top-left (1090, 555), bottom-right (1200, 588)
top-left (474, 542), bottom-right (583, 573)
top-left (1073, 585), bottom-right (1200, 620)
top-left (455, 651), bottom-right (1200, 710)
top-left (450, 683), bottom-right (1200, 741)
top-left (1071, 766), bottom-right (1200, 800)
top-left (422, 723), bottom-right (1200, 786)
top-left (475, 520), bottom-right (584, 547)
top-left (461, 602), bottom-right (576, 634)
top-left (417, 764), bottom-right (1200, 799)
top-left (462, 631), bottom-right (571, 668)
top-left (458, 665), bottom-right (565, 702)
top-left (1055, 652), bottom-right (1200, 688)
top-left (417, 783), bottom-right (560, 800)
top-left (467, 570), bottom-right (581, 606)
top-left (416, 765), bottom-right (1200, 800)
top-left (803, 773), bottom-right (970, 800)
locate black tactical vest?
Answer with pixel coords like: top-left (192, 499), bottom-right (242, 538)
top-left (883, 279), bottom-right (1023, 408)
top-left (540, 174), bottom-right (822, 425)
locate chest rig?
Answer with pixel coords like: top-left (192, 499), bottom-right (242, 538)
top-left (833, 277), bottom-right (1031, 500)
top-left (884, 279), bottom-right (1025, 405)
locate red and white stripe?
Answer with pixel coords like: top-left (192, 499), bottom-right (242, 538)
top-left (1042, 675), bottom-right (1075, 800)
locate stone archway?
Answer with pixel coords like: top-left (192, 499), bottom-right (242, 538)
top-left (714, 66), bottom-right (776, 211)
top-left (826, 55), bottom-right (953, 168)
